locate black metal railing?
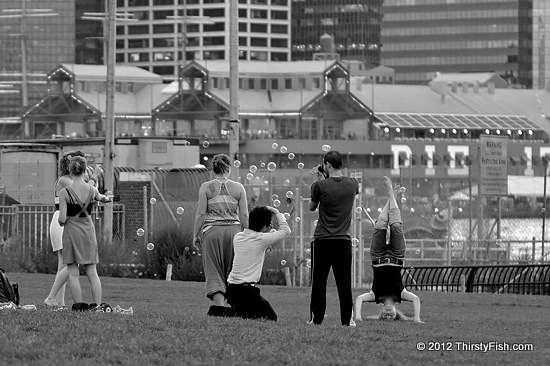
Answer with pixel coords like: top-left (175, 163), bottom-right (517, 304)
top-left (402, 265), bottom-right (550, 295)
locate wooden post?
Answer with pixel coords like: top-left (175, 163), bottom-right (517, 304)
top-left (284, 267), bottom-right (292, 287)
top-left (460, 274), bottom-right (466, 293)
top-left (166, 264), bottom-right (173, 281)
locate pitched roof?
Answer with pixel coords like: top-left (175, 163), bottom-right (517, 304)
top-left (192, 60), bottom-right (337, 76)
top-left (430, 72), bottom-right (508, 87)
top-left (57, 64), bottom-right (163, 83)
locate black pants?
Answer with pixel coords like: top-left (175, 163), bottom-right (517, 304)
top-left (310, 238), bottom-right (353, 325)
top-left (226, 284), bottom-right (277, 321)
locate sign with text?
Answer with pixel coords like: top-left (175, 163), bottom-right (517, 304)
top-left (480, 135), bottom-right (508, 196)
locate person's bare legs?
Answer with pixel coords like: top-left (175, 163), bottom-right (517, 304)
top-left (213, 292), bottom-right (225, 307)
top-left (85, 264), bottom-right (102, 304)
top-left (383, 176), bottom-right (402, 226)
top-left (67, 263), bottom-right (83, 304)
top-left (44, 251), bottom-right (68, 307)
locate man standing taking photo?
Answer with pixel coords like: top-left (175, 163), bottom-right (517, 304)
top-left (308, 150), bottom-right (359, 326)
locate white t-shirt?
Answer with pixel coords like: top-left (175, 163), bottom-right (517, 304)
top-left (228, 213), bottom-right (291, 284)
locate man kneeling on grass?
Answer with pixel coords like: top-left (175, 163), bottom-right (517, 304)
top-left (226, 206), bottom-right (291, 321)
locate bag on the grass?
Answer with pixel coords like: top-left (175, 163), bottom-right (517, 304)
top-left (0, 267), bottom-right (19, 305)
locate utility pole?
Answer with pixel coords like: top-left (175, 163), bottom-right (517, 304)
top-left (228, 0), bottom-right (240, 180)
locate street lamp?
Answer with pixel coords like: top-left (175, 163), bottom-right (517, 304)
top-left (0, 0), bottom-right (58, 138)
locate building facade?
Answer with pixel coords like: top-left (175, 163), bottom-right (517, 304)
top-left (115, 0), bottom-right (291, 81)
top-left (290, 0), bottom-right (382, 66)
top-left (381, 0), bottom-right (550, 88)
top-left (0, 0), bottom-right (105, 122)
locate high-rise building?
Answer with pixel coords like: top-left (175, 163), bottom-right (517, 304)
top-left (0, 0), bottom-right (105, 124)
top-left (115, 0), bottom-right (291, 81)
top-left (290, 0), bottom-right (382, 67)
top-left (381, 0), bottom-right (550, 88)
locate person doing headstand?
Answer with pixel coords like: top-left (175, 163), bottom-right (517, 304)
top-left (355, 176), bottom-right (423, 323)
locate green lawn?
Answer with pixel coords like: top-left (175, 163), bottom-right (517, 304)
top-left (1, 272), bottom-right (548, 365)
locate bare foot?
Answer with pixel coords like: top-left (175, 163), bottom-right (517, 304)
top-left (382, 176), bottom-right (393, 195)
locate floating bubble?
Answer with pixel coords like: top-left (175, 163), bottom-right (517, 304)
top-left (399, 186), bottom-right (406, 193)
top-left (495, 239), bottom-right (502, 247)
top-left (288, 152), bottom-right (295, 160)
top-left (295, 216), bottom-right (301, 223)
top-left (147, 243), bottom-right (155, 250)
top-left (260, 162), bottom-right (266, 168)
top-left (270, 228), bottom-right (277, 233)
top-left (286, 191), bottom-right (293, 199)
top-left (355, 206), bottom-right (363, 214)
top-left (322, 144), bottom-right (331, 152)
top-left (401, 197), bottom-right (407, 203)
top-left (273, 199), bottom-right (281, 208)
top-left (415, 248), bottom-right (421, 255)
top-left (305, 248), bottom-right (311, 254)
top-left (306, 259), bottom-right (311, 268)
top-left (351, 238), bottom-right (359, 248)
top-left (280, 146), bottom-right (288, 154)
top-left (283, 212), bottom-right (291, 220)
top-left (410, 208), bottom-right (415, 213)
top-left (184, 246), bottom-right (190, 251)
top-left (434, 208), bottom-right (439, 213)
top-left (249, 165), bottom-right (258, 173)
top-left (283, 179), bottom-right (290, 186)
top-left (378, 208), bottom-right (382, 213)
top-left (202, 141), bottom-right (210, 148)
top-left (271, 142), bottom-right (279, 150)
top-left (233, 160), bottom-right (241, 168)
top-left (150, 197), bottom-right (157, 205)
top-left (246, 173), bottom-right (254, 181)
top-left (271, 194), bottom-right (279, 201)
top-left (267, 162), bottom-right (277, 172)
top-left (366, 207), bottom-right (371, 212)
top-left (184, 140), bottom-right (190, 146)
top-left (136, 228), bottom-right (145, 237)
top-left (176, 207), bottom-right (184, 215)
top-left (313, 219), bottom-right (318, 226)
top-left (297, 162), bottom-right (304, 169)
top-left (281, 260), bottom-right (287, 266)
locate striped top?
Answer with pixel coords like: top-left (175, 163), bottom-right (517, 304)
top-left (203, 179), bottom-right (240, 227)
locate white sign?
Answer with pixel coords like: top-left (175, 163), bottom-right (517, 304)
top-left (480, 135), bottom-right (508, 196)
top-left (119, 172), bottom-right (153, 182)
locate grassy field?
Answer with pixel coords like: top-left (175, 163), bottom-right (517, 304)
top-left (1, 272), bottom-right (548, 366)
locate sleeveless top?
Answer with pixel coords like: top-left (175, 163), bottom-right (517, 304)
top-left (372, 265), bottom-right (404, 304)
top-left (64, 186), bottom-right (94, 218)
top-left (203, 179), bottom-right (240, 227)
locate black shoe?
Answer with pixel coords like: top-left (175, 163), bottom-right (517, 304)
top-left (71, 302), bottom-right (89, 312)
top-left (207, 305), bottom-right (227, 317)
top-left (224, 307), bottom-right (236, 317)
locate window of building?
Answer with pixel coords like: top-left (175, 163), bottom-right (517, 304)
top-left (270, 78), bottom-right (278, 90)
top-left (248, 79), bottom-right (255, 89)
top-left (153, 24), bottom-right (173, 34)
top-left (239, 50), bottom-right (247, 60)
top-left (251, 0), bottom-right (267, 4)
top-left (203, 0), bottom-right (223, 3)
top-left (300, 118), bottom-right (317, 139)
top-left (129, 0), bottom-right (149, 6)
top-left (134, 11), bottom-right (149, 20)
top-left (153, 10), bottom-right (173, 20)
top-left (271, 10), bottom-right (287, 20)
top-left (153, 38), bottom-right (174, 47)
top-left (284, 78), bottom-right (292, 89)
top-left (250, 9), bottom-right (267, 18)
top-left (271, 52), bottom-right (287, 61)
top-left (250, 51), bottom-right (267, 60)
top-left (152, 66), bottom-right (174, 76)
top-left (271, 24), bottom-right (287, 34)
top-left (239, 23), bottom-right (248, 32)
top-left (272, 0), bottom-right (287, 5)
top-left (204, 8), bottom-right (224, 17)
top-left (116, 54), bottom-right (125, 62)
top-left (203, 36), bottom-right (225, 46)
top-left (260, 79), bottom-right (267, 89)
top-left (251, 37), bottom-right (268, 47)
top-left (127, 83), bottom-right (134, 93)
top-left (239, 9), bottom-right (247, 18)
top-left (128, 25), bottom-right (149, 35)
top-left (313, 78), bottom-right (321, 88)
top-left (251, 23), bottom-right (268, 33)
top-left (271, 38), bottom-right (287, 48)
top-left (239, 37), bottom-right (247, 46)
top-left (204, 23), bottom-right (225, 32)
top-left (204, 50), bottom-right (224, 60)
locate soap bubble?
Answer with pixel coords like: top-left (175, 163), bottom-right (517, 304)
top-left (283, 179), bottom-right (290, 186)
top-left (249, 165), bottom-right (257, 173)
top-left (401, 197), bottom-right (407, 203)
top-left (295, 217), bottom-right (301, 223)
top-left (280, 260), bottom-right (287, 266)
top-left (273, 199), bottom-right (281, 208)
top-left (283, 212), bottom-right (291, 220)
top-left (306, 259), bottom-right (311, 268)
top-left (286, 191), bottom-right (293, 199)
top-left (246, 173), bottom-right (254, 181)
top-left (260, 162), bottom-right (266, 168)
top-left (136, 228), bottom-right (145, 237)
top-left (233, 160), bottom-right (241, 168)
top-left (288, 153), bottom-right (295, 160)
top-left (322, 144), bottom-right (331, 152)
top-left (280, 146), bottom-right (287, 153)
top-left (313, 220), bottom-right (318, 226)
top-left (415, 248), bottom-right (421, 255)
top-left (184, 140), bottom-right (190, 146)
top-left (202, 141), bottom-right (210, 148)
top-left (351, 238), bottom-right (359, 248)
top-left (267, 162), bottom-right (277, 172)
top-left (271, 142), bottom-right (279, 150)
top-left (176, 207), bottom-right (184, 215)
top-left (271, 194), bottom-right (279, 201)
top-left (355, 206), bottom-right (363, 214)
top-left (150, 198), bottom-right (157, 205)
top-left (147, 243), bottom-right (155, 250)
top-left (305, 248), bottom-right (311, 254)
top-left (297, 162), bottom-right (304, 169)
top-left (270, 229), bottom-right (277, 233)
top-left (399, 186), bottom-right (406, 193)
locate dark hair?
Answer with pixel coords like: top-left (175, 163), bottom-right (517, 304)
top-left (212, 154), bottom-right (231, 175)
top-left (69, 156), bottom-right (87, 176)
top-left (59, 150), bottom-right (85, 176)
top-left (248, 206), bottom-right (273, 232)
top-left (323, 151), bottom-right (343, 170)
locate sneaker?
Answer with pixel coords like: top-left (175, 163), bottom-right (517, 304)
top-left (100, 303), bottom-right (113, 312)
top-left (348, 319), bottom-right (357, 327)
top-left (44, 297), bottom-right (58, 308)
